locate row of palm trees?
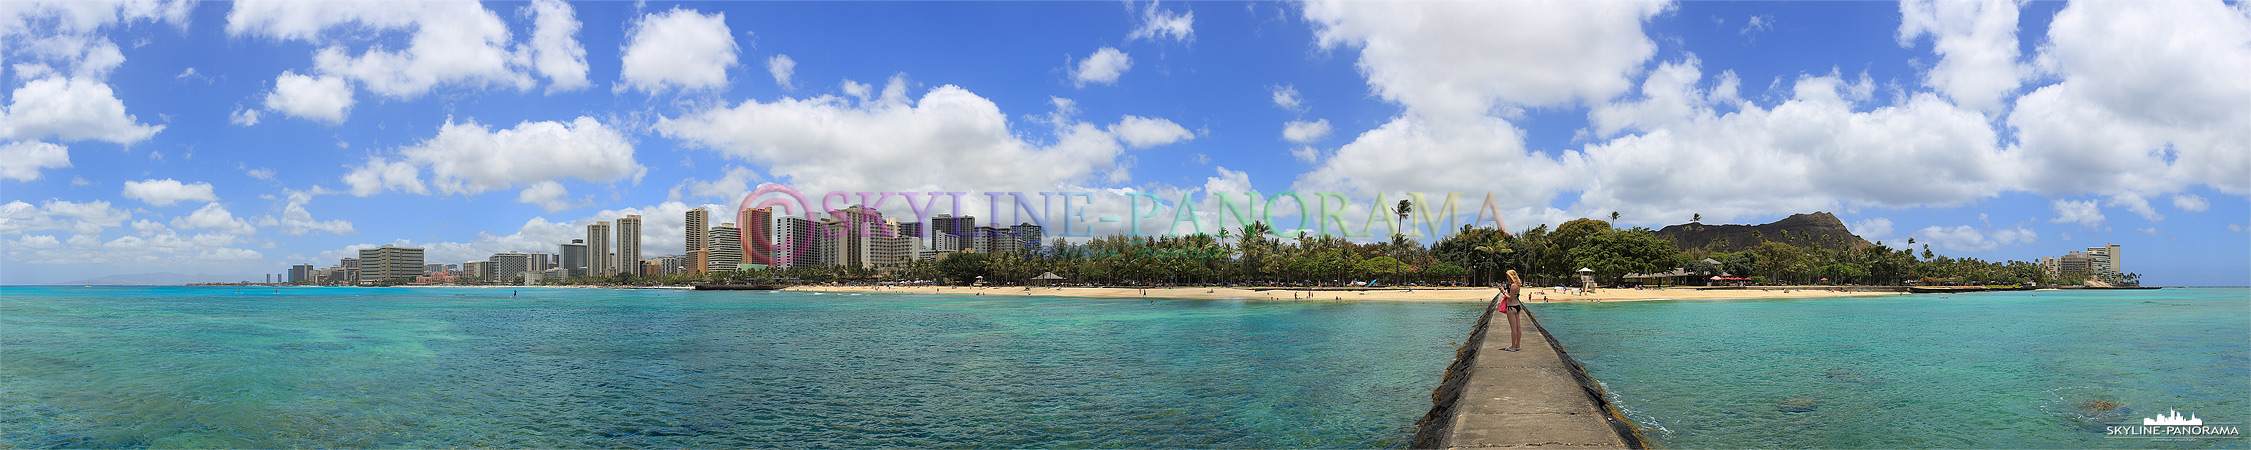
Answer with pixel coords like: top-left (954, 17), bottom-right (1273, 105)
top-left (544, 210), bottom-right (2084, 287)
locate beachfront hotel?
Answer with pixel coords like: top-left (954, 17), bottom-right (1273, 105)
top-left (2039, 243), bottom-right (2123, 282)
top-left (356, 245), bottom-right (424, 285)
top-left (617, 215), bottom-right (643, 274)
top-left (708, 222), bottom-right (744, 272)
top-left (685, 208), bottom-right (710, 274)
top-left (744, 207), bottom-right (773, 267)
top-left (932, 214), bottom-right (976, 252)
top-left (485, 252), bottom-right (533, 284)
top-left (587, 221), bottom-right (612, 276)
top-left (560, 239), bottom-right (589, 277)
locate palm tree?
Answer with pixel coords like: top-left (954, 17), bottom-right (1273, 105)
top-left (1692, 212), bottom-right (1702, 224)
top-left (1394, 199), bottom-right (1413, 237)
top-left (1610, 211), bottom-right (1621, 224)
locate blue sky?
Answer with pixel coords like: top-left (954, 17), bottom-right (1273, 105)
top-left (2, 0), bottom-right (2245, 286)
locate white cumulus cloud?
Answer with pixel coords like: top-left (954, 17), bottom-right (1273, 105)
top-left (1913, 224), bottom-right (2035, 252)
top-left (1271, 84), bottom-right (1304, 111)
top-left (2172, 194), bottom-right (2209, 212)
top-left (229, 106), bottom-right (261, 126)
top-left (2049, 199), bottom-right (2104, 227)
top-left (524, 0), bottom-right (590, 93)
top-left (0, 76), bottom-right (163, 144)
top-left (263, 71), bottom-right (354, 124)
top-left (1127, 1), bottom-right (1193, 43)
top-left (263, 186), bottom-right (354, 236)
top-left (2105, 193), bottom-right (2162, 221)
top-left (341, 158), bottom-right (426, 197)
top-left (1281, 119), bottom-right (1331, 143)
top-left (343, 116), bottom-right (645, 202)
top-left (1302, 0), bottom-right (1667, 117)
top-left (768, 54), bottom-right (796, 90)
top-left (1072, 47), bottom-right (1132, 87)
top-left (226, 0), bottom-right (542, 98)
top-left (1109, 115), bottom-right (1193, 148)
top-left (1291, 0), bottom-right (1672, 224)
top-left (2010, 0), bottom-right (2251, 196)
top-left (0, 141), bottom-right (70, 181)
top-left (0, 199), bottom-right (130, 235)
top-left (1850, 217), bottom-right (1894, 242)
top-left (1898, 0), bottom-right (2026, 114)
top-left (617, 8), bottom-right (738, 93)
top-left (668, 165), bottom-right (763, 203)
top-left (1575, 65), bottom-right (2010, 224)
top-left (657, 75), bottom-right (1196, 216)
top-left (170, 202), bottom-right (257, 236)
top-left (121, 178), bottom-right (219, 206)
top-left (516, 180), bottom-right (581, 213)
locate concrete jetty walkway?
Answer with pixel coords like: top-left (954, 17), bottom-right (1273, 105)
top-left (1412, 302), bottom-right (1644, 449)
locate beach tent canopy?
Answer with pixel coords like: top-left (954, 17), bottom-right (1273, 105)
top-left (1032, 272), bottom-right (1064, 280)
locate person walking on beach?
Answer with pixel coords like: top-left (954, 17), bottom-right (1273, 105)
top-left (1494, 270), bottom-right (1526, 351)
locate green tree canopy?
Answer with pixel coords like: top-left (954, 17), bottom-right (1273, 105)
top-left (935, 252), bottom-right (992, 285)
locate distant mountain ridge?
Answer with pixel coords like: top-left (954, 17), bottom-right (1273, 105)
top-left (53, 272), bottom-right (268, 286)
top-left (1652, 212), bottom-right (1873, 253)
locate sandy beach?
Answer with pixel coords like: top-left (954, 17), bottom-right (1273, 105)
top-left (782, 284), bottom-right (1904, 303)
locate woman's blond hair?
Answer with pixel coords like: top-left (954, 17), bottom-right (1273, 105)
top-left (1505, 269), bottom-right (1521, 284)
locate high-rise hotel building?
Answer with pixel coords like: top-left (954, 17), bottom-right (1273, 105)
top-left (617, 215), bottom-right (643, 275)
top-left (288, 264), bottom-right (314, 284)
top-left (744, 207), bottom-right (773, 267)
top-left (487, 252), bottom-right (533, 284)
top-left (588, 221), bottom-right (612, 276)
top-left (871, 218), bottom-right (918, 274)
top-left (819, 205), bottom-right (889, 269)
top-left (771, 212), bottom-right (821, 268)
top-left (1010, 223), bottom-right (1044, 253)
top-left (685, 208), bottom-right (710, 274)
top-left (560, 239), bottom-right (589, 276)
top-left (2086, 244), bottom-right (2120, 277)
top-left (709, 223), bottom-right (744, 272)
top-left (357, 245), bottom-right (425, 285)
top-left (932, 214), bottom-right (975, 252)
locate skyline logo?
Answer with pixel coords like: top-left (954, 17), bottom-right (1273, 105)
top-left (2145, 409), bottom-right (2203, 426)
top-left (2107, 409), bottom-right (2240, 441)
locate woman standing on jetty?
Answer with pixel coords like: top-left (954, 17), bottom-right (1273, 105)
top-left (1496, 270), bottom-right (1525, 351)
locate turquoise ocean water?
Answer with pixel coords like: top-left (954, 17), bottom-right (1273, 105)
top-left (0, 286), bottom-right (1479, 448)
top-left (1534, 288), bottom-right (2250, 448)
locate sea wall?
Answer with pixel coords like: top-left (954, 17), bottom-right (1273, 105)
top-left (1409, 298), bottom-right (1497, 446)
top-left (1411, 302), bottom-right (1646, 449)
